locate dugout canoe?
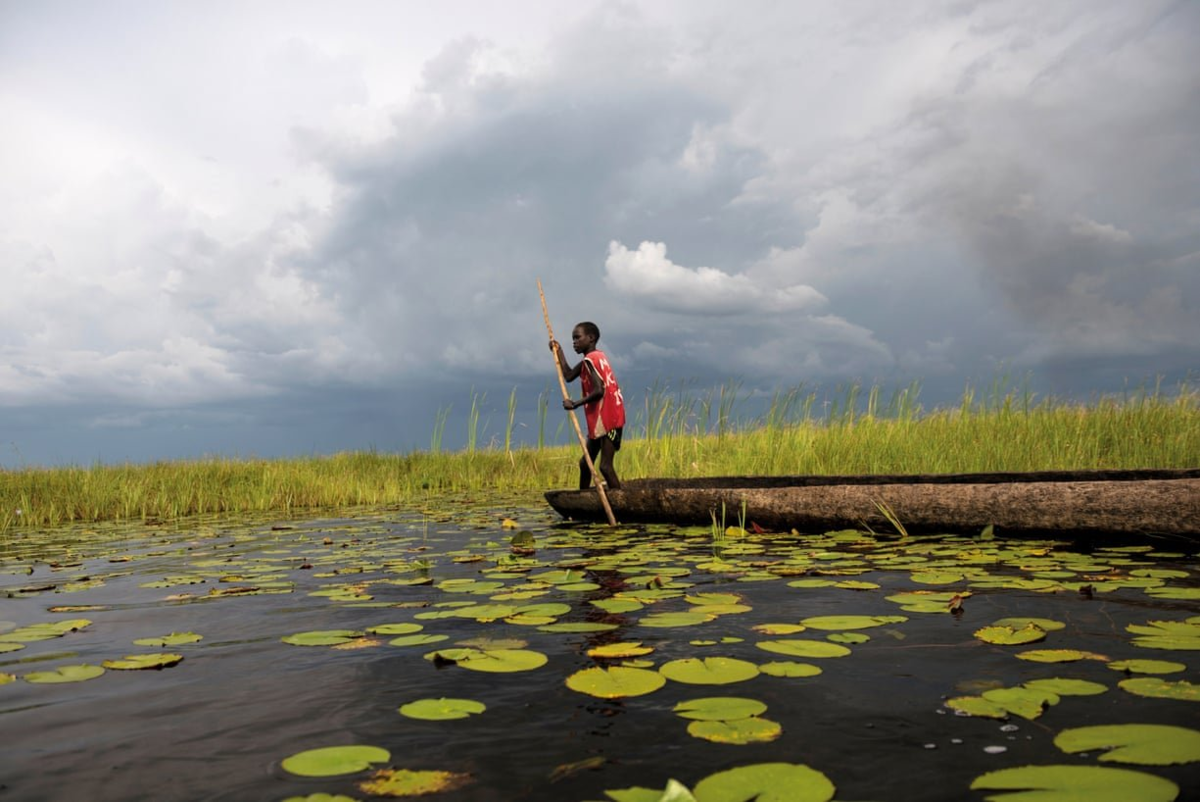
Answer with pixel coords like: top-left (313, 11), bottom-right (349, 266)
top-left (544, 469), bottom-right (1200, 538)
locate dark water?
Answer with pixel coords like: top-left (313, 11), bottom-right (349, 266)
top-left (1, 499), bottom-right (1197, 801)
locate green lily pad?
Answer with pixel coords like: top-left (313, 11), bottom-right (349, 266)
top-left (588, 641), bottom-right (654, 659)
top-left (604, 779), bottom-right (697, 802)
top-left (981, 686), bottom-right (1059, 720)
top-left (537, 622), bottom-right (619, 634)
top-left (366, 623), bottom-right (424, 636)
top-left (946, 696), bottom-right (1009, 719)
top-left (752, 623), bottom-right (807, 636)
top-left (590, 598), bottom-right (644, 614)
top-left (1119, 677), bottom-right (1200, 702)
top-left (1055, 724), bottom-right (1200, 765)
top-left (688, 717), bottom-right (782, 744)
top-left (282, 629), bottom-right (364, 646)
top-left (389, 633), bottom-right (448, 647)
top-left (281, 744), bottom-right (390, 777)
top-left (566, 666), bottom-right (667, 698)
top-left (827, 632), bottom-right (870, 644)
top-left (0, 643), bottom-right (24, 653)
top-left (133, 632), bottom-right (203, 647)
top-left (692, 762), bottom-right (835, 802)
top-left (755, 639), bottom-right (851, 659)
top-left (969, 764), bottom-right (1178, 802)
top-left (0, 673), bottom-right (15, 685)
top-left (398, 697), bottom-right (486, 720)
top-left (23, 664), bottom-right (106, 683)
top-left (659, 657), bottom-right (760, 685)
top-left (1126, 619), bottom-right (1200, 650)
top-left (1107, 659), bottom-right (1186, 675)
top-left (639, 612), bottom-right (715, 628)
top-left (1016, 649), bottom-right (1109, 663)
top-left (673, 697), bottom-right (767, 721)
top-left (759, 661), bottom-right (822, 678)
top-left (992, 617), bottom-right (1066, 632)
top-left (358, 767), bottom-right (472, 796)
top-left (454, 648), bottom-right (548, 673)
top-left (975, 625), bottom-right (1047, 645)
top-left (799, 615), bottom-right (906, 630)
top-left (280, 794), bottom-right (359, 802)
top-left (686, 592), bottom-right (743, 606)
top-left (1023, 678), bottom-right (1107, 697)
top-left (101, 653), bottom-right (184, 670)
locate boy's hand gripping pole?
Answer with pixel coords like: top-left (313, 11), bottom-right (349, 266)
top-left (538, 279), bottom-right (618, 526)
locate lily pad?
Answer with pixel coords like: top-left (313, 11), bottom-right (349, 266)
top-left (799, 615), bottom-right (906, 630)
top-left (975, 625), bottom-right (1047, 646)
top-left (282, 629), bottom-right (364, 647)
top-left (759, 661), bottom-right (822, 678)
top-left (281, 744), bottom-right (391, 777)
top-left (588, 641), bottom-right (655, 659)
top-left (969, 764), bottom-right (1178, 802)
top-left (1055, 724), bottom-right (1200, 765)
top-left (659, 657), bottom-right (760, 685)
top-left (692, 762), bottom-right (835, 802)
top-left (981, 686), bottom-right (1059, 720)
top-left (755, 639), bottom-right (851, 659)
top-left (1106, 659), bottom-right (1186, 675)
top-left (358, 768), bottom-right (472, 796)
top-left (454, 648), bottom-right (548, 673)
top-left (398, 698), bottom-right (486, 721)
top-left (389, 633), bottom-right (448, 647)
top-left (639, 612), bottom-right (715, 628)
top-left (946, 696), bottom-right (1009, 719)
top-left (688, 717), bottom-right (782, 745)
top-left (1023, 678), bottom-right (1107, 697)
top-left (992, 617), bottom-right (1066, 632)
top-left (673, 697), bottom-right (767, 721)
top-left (1016, 649), bottom-right (1109, 663)
top-left (23, 664), bottom-right (105, 683)
top-left (1119, 677), bottom-right (1200, 702)
top-left (566, 666), bottom-right (667, 698)
top-left (366, 623), bottom-right (424, 636)
top-left (101, 653), bottom-right (184, 670)
top-left (133, 632), bottom-right (203, 647)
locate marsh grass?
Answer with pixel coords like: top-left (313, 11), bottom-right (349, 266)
top-left (2, 380), bottom-right (1197, 530)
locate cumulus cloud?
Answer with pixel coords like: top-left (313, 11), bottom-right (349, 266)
top-left (603, 241), bottom-right (825, 315)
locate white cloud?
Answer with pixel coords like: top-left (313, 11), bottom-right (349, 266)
top-left (603, 241), bottom-right (826, 315)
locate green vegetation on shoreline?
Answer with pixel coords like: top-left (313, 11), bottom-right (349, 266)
top-left (2, 382), bottom-right (1197, 530)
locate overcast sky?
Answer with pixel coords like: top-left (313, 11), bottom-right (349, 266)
top-left (2, 0), bottom-right (1197, 467)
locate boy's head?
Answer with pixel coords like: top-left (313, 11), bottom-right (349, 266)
top-left (571, 321), bottom-right (600, 353)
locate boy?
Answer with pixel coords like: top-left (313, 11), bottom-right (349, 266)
top-left (551, 321), bottom-right (625, 490)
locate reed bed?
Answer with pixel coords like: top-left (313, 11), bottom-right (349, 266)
top-left (2, 381), bottom-right (1197, 531)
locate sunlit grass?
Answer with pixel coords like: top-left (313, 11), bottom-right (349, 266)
top-left (2, 379), bottom-right (1197, 530)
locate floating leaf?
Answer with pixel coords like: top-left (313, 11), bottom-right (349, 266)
top-left (605, 780), bottom-right (697, 802)
top-left (588, 641), bottom-right (654, 659)
top-left (692, 762), bottom-right (835, 802)
top-left (0, 673), bottom-right (15, 685)
top-left (755, 639), bottom-right (851, 659)
top-left (992, 617), bottom-right (1066, 632)
top-left (282, 630), bottom-right (364, 647)
top-left (1119, 677), bottom-right (1200, 702)
top-left (367, 623), bottom-right (423, 636)
top-left (590, 598), bottom-right (644, 614)
top-left (1016, 649), bottom-right (1109, 663)
top-left (1107, 659), bottom-right (1186, 675)
top-left (23, 664), bottom-right (105, 683)
top-left (673, 697), bottom-right (767, 721)
top-left (688, 717), bottom-right (782, 744)
top-left (388, 633), bottom-right (448, 647)
top-left (133, 632), bottom-right (203, 647)
top-left (685, 592), bottom-right (743, 606)
top-left (399, 698), bottom-right (486, 720)
top-left (799, 615), bottom-right (906, 630)
top-left (455, 648), bottom-right (548, 673)
top-left (975, 625), bottom-right (1047, 646)
top-left (566, 666), bottom-right (666, 698)
top-left (639, 612), bottom-right (715, 628)
top-left (946, 696), bottom-right (1009, 719)
top-left (659, 657), bottom-right (760, 685)
top-left (537, 622), bottom-right (619, 634)
top-left (981, 686), bottom-right (1058, 720)
top-left (358, 767), bottom-right (472, 796)
top-left (1055, 724), bottom-right (1200, 765)
top-left (1126, 619), bottom-right (1200, 650)
top-left (827, 632), bottom-right (869, 644)
top-left (1023, 678), bottom-right (1107, 697)
top-left (751, 623), bottom-right (806, 636)
top-left (969, 764), bottom-right (1178, 802)
top-left (281, 745), bottom-right (390, 777)
top-left (102, 653), bottom-right (183, 670)
top-left (758, 661), bottom-right (822, 678)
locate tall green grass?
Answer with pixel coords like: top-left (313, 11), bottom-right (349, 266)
top-left (2, 380), bottom-right (1196, 530)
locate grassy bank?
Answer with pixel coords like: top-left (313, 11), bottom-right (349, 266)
top-left (2, 382), bottom-right (1197, 530)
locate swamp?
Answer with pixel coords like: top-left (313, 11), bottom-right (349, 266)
top-left (2, 492), bottom-right (1198, 801)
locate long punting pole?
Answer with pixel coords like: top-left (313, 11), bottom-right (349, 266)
top-left (538, 279), bottom-right (618, 526)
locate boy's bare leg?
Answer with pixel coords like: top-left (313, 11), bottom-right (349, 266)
top-left (598, 437), bottom-right (620, 490)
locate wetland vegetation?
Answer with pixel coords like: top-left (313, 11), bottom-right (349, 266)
top-left (2, 380), bottom-right (1197, 531)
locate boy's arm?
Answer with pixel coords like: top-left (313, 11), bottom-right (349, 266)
top-left (565, 360), bottom-right (604, 410)
top-left (549, 340), bottom-right (583, 381)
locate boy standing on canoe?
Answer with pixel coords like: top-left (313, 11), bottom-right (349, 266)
top-left (550, 321), bottom-right (625, 490)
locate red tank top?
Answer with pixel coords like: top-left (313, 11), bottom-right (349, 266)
top-left (580, 350), bottom-right (625, 438)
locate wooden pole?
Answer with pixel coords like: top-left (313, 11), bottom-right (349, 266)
top-left (538, 279), bottom-right (618, 526)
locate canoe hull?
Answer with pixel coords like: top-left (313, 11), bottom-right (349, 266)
top-left (544, 470), bottom-right (1200, 537)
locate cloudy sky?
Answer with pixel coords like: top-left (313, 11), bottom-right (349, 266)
top-left (2, 0), bottom-right (1197, 467)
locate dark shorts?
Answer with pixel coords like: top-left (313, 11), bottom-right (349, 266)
top-left (588, 427), bottom-right (622, 451)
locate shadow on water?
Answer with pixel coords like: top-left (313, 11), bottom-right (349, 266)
top-left (1, 498), bottom-right (1198, 801)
